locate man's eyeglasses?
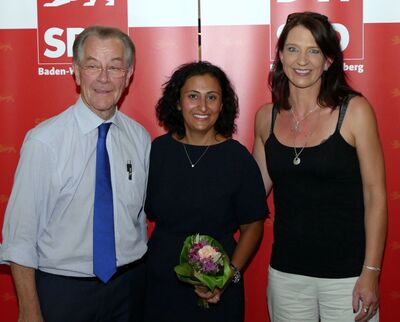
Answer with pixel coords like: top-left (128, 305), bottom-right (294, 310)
top-left (79, 64), bottom-right (128, 78)
top-left (286, 12), bottom-right (328, 24)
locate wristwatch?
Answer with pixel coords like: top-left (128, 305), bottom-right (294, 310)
top-left (230, 263), bottom-right (241, 284)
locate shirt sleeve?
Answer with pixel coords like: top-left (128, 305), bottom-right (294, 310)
top-left (1, 134), bottom-right (57, 268)
top-left (140, 130), bottom-right (152, 242)
top-left (234, 150), bottom-right (269, 225)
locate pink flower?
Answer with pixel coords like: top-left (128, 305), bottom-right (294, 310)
top-left (198, 245), bottom-right (221, 262)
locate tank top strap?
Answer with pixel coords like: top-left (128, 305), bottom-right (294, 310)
top-left (336, 95), bottom-right (356, 131)
top-left (270, 104), bottom-right (279, 135)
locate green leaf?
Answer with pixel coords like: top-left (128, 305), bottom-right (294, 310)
top-left (174, 262), bottom-right (193, 277)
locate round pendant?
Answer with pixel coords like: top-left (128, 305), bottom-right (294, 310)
top-left (293, 156), bottom-right (301, 165)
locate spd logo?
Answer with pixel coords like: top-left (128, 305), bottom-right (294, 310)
top-left (37, 0), bottom-right (128, 64)
top-left (270, 0), bottom-right (364, 61)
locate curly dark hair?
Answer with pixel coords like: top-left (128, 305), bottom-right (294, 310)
top-left (269, 11), bottom-right (360, 110)
top-left (156, 61), bottom-right (239, 138)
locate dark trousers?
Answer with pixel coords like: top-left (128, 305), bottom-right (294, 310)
top-left (36, 258), bottom-right (146, 322)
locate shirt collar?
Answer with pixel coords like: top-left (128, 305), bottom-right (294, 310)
top-left (73, 96), bottom-right (122, 134)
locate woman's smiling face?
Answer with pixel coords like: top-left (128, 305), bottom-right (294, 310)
top-left (179, 73), bottom-right (223, 139)
top-left (280, 25), bottom-right (331, 91)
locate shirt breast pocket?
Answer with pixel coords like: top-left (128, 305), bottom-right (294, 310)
top-left (115, 159), bottom-right (146, 221)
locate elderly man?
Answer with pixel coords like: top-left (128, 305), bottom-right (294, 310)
top-left (1, 26), bottom-right (150, 321)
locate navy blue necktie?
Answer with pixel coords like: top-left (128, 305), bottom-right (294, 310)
top-left (93, 123), bottom-right (116, 283)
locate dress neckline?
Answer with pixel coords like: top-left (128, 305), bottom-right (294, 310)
top-left (168, 133), bottom-right (232, 148)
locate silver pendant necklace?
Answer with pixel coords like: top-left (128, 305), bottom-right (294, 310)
top-left (182, 143), bottom-right (210, 168)
top-left (292, 108), bottom-right (321, 166)
top-left (293, 146), bottom-right (304, 165)
top-left (290, 105), bottom-right (318, 132)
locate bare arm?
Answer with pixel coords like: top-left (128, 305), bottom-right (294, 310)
top-left (11, 263), bottom-right (44, 322)
top-left (252, 104), bottom-right (274, 194)
top-left (231, 219), bottom-right (265, 270)
top-left (343, 97), bottom-right (387, 322)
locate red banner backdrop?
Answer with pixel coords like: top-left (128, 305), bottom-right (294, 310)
top-left (1, 1), bottom-right (399, 321)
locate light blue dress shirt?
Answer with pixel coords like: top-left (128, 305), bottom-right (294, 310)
top-left (1, 97), bottom-right (151, 277)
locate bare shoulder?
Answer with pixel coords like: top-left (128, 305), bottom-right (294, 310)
top-left (346, 95), bottom-right (376, 119)
top-left (254, 103), bottom-right (274, 140)
top-left (255, 103), bottom-right (274, 120)
top-left (345, 96), bottom-right (378, 130)
top-left (343, 95), bottom-right (380, 146)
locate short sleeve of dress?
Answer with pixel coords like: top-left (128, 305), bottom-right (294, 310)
top-left (144, 139), bottom-right (161, 222)
top-left (234, 147), bottom-right (269, 225)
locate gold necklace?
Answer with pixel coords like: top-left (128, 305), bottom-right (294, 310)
top-left (182, 143), bottom-right (210, 168)
top-left (292, 109), bottom-right (321, 166)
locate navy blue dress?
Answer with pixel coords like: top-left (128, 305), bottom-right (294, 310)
top-left (144, 134), bottom-right (268, 322)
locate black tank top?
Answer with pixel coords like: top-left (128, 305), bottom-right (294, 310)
top-left (265, 97), bottom-right (365, 278)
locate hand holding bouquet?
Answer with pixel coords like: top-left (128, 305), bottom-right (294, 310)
top-left (174, 234), bottom-right (232, 308)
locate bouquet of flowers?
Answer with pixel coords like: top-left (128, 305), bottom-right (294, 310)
top-left (174, 234), bottom-right (231, 308)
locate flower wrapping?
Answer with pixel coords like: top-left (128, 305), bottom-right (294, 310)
top-left (174, 234), bottom-right (232, 308)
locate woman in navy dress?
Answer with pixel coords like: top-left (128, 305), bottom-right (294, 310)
top-left (144, 61), bottom-right (269, 322)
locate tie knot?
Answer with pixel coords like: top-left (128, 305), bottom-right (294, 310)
top-left (98, 123), bottom-right (112, 139)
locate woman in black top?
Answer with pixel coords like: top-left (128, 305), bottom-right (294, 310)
top-left (253, 12), bottom-right (387, 322)
top-left (144, 61), bottom-right (268, 322)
